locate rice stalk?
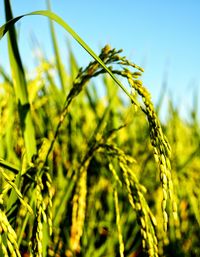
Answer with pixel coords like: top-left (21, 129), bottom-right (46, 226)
top-left (4, 0), bottom-right (37, 163)
top-left (114, 188), bottom-right (125, 257)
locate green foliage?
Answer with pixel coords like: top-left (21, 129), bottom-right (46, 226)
top-left (0, 2), bottom-right (199, 257)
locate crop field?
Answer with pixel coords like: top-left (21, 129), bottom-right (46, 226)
top-left (0, 1), bottom-right (200, 257)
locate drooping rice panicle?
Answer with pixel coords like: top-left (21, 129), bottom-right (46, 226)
top-left (0, 168), bottom-right (33, 214)
top-left (70, 159), bottom-right (88, 253)
top-left (30, 176), bottom-right (45, 257)
top-left (103, 143), bottom-right (159, 256)
top-left (0, 192), bottom-right (21, 257)
top-left (99, 52), bottom-right (178, 232)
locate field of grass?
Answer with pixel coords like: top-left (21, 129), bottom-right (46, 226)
top-left (0, 1), bottom-right (200, 257)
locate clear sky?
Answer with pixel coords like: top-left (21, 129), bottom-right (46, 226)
top-left (0, 0), bottom-right (200, 118)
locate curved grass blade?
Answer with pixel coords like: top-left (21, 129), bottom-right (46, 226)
top-left (0, 10), bottom-right (137, 106)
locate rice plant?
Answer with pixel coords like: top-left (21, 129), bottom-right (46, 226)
top-left (0, 1), bottom-right (199, 257)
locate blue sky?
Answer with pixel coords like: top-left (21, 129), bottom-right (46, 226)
top-left (0, 0), bottom-right (200, 118)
